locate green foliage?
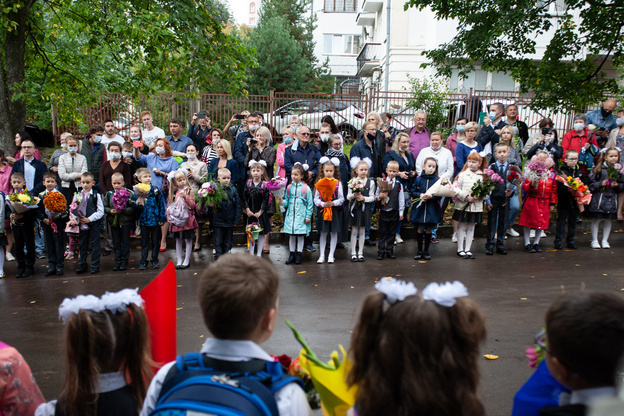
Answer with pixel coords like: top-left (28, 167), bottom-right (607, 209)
top-left (404, 76), bottom-right (450, 129)
top-left (403, 0), bottom-right (624, 112)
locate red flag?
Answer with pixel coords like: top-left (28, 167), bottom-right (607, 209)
top-left (140, 261), bottom-right (177, 370)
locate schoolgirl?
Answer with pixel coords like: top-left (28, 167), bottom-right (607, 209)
top-left (315, 158), bottom-right (345, 263)
top-left (166, 169), bottom-right (198, 269)
top-left (347, 158), bottom-right (375, 262)
top-left (281, 163), bottom-right (314, 265)
top-left (410, 157), bottom-right (442, 260)
top-left (243, 160), bottom-right (271, 256)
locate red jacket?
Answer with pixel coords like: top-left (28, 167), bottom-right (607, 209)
top-left (561, 129), bottom-right (597, 154)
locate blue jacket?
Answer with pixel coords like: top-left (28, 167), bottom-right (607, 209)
top-left (187, 125), bottom-right (212, 152)
top-left (284, 143), bottom-right (321, 177)
top-left (585, 108), bottom-right (618, 132)
top-left (135, 184), bottom-right (166, 226)
top-left (409, 173), bottom-right (442, 224)
top-left (211, 185), bottom-right (241, 228)
top-left (383, 150), bottom-right (415, 189)
top-left (350, 138), bottom-right (383, 178)
top-left (207, 159), bottom-right (242, 188)
top-left (234, 130), bottom-right (253, 166)
top-left (11, 157), bottom-right (48, 195)
top-left (282, 182), bottom-right (314, 235)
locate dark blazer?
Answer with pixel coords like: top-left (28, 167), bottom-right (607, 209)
top-left (284, 143), bottom-right (321, 177)
top-left (211, 185), bottom-right (241, 227)
top-left (357, 129), bottom-right (386, 177)
top-left (383, 150), bottom-right (415, 189)
top-left (11, 157), bottom-right (48, 195)
top-left (207, 158), bottom-right (242, 188)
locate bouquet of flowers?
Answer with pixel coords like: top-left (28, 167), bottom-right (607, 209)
top-left (605, 163), bottom-right (623, 188)
top-left (506, 165), bottom-right (522, 191)
top-left (271, 353), bottom-right (321, 410)
top-left (555, 175), bottom-right (592, 212)
top-left (347, 177), bottom-right (368, 207)
top-left (112, 188), bottom-right (132, 226)
top-left (316, 177), bottom-right (339, 221)
top-left (524, 162), bottom-right (551, 183)
top-left (266, 176), bottom-right (288, 212)
top-left (470, 169), bottom-right (504, 199)
top-left (412, 178), bottom-right (458, 208)
top-left (245, 223), bottom-right (263, 247)
top-left (7, 190), bottom-right (40, 214)
top-left (43, 192), bottom-right (67, 233)
top-left (376, 178), bottom-right (392, 206)
top-left (196, 181), bottom-right (227, 210)
top-left (69, 192), bottom-right (90, 230)
top-left (525, 329), bottom-right (547, 369)
top-left (133, 183), bottom-right (151, 206)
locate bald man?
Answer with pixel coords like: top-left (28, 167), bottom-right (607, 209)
top-left (586, 99), bottom-right (618, 139)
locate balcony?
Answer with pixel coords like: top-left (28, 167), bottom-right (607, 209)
top-left (361, 0), bottom-right (383, 12)
top-left (356, 12), bottom-right (376, 26)
top-left (356, 42), bottom-right (381, 77)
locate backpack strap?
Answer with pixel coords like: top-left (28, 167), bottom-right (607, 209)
top-left (287, 183), bottom-right (308, 198)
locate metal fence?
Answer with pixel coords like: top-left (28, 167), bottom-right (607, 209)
top-left (54, 88), bottom-right (595, 143)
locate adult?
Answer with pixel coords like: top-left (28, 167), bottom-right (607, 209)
top-left (10, 139), bottom-right (47, 197)
top-left (181, 143), bottom-right (208, 252)
top-left (585, 99), bottom-right (618, 143)
top-left (234, 112), bottom-right (262, 167)
top-left (284, 126), bottom-right (321, 182)
top-left (455, 122), bottom-right (483, 177)
top-left (80, 125), bottom-right (107, 191)
top-left (102, 119), bottom-right (124, 148)
top-left (224, 110), bottom-right (249, 139)
top-left (276, 127), bottom-right (295, 179)
top-left (166, 118), bottom-right (193, 155)
top-left (415, 132), bottom-right (454, 180)
top-left (48, 132), bottom-right (72, 179)
top-left (245, 126), bottom-right (277, 179)
top-left (446, 117), bottom-right (467, 163)
top-left (357, 112), bottom-right (386, 171)
top-left (477, 102), bottom-right (508, 158)
top-left (352, 121), bottom-right (384, 179)
top-left (200, 129), bottom-right (222, 165)
top-left (99, 141), bottom-right (132, 196)
top-left (526, 121), bottom-right (563, 164)
top-left (523, 118), bottom-right (559, 155)
top-left (503, 104), bottom-right (529, 148)
top-left (134, 137), bottom-right (179, 252)
top-left (0, 150), bottom-right (14, 261)
top-left (317, 123), bottom-right (333, 156)
top-left (207, 140), bottom-right (240, 187)
top-left (406, 112), bottom-right (430, 159)
top-left (380, 112), bottom-right (399, 148)
top-left (320, 115), bottom-right (343, 149)
top-left (141, 111), bottom-right (166, 150)
top-left (7, 131), bottom-right (41, 164)
top-left (58, 135), bottom-right (88, 205)
top-left (561, 115), bottom-right (597, 156)
top-left (188, 110), bottom-right (213, 153)
top-left (128, 125), bottom-right (150, 156)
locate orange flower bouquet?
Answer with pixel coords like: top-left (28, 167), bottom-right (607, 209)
top-left (43, 192), bottom-right (67, 233)
top-left (315, 177), bottom-right (339, 221)
top-left (555, 175), bottom-right (592, 212)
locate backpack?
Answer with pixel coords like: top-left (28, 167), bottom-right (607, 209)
top-left (166, 195), bottom-right (190, 227)
top-left (286, 182), bottom-right (308, 199)
top-left (150, 353), bottom-right (302, 416)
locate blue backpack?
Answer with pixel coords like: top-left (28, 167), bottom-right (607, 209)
top-left (150, 353), bottom-right (303, 416)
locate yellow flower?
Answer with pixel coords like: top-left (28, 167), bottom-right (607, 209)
top-left (137, 183), bottom-right (150, 192)
top-left (567, 176), bottom-right (573, 181)
top-left (17, 194), bottom-right (30, 203)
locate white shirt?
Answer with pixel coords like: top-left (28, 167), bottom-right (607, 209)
top-left (140, 339), bottom-right (312, 416)
top-left (375, 177), bottom-right (405, 216)
top-left (69, 190), bottom-right (104, 223)
top-left (415, 146), bottom-right (454, 179)
top-left (23, 156), bottom-right (36, 191)
top-left (142, 126), bottom-right (167, 147)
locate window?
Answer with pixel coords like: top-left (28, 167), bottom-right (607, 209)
top-left (323, 34), bottom-right (362, 55)
top-left (249, 2), bottom-right (256, 13)
top-left (324, 0), bottom-right (357, 12)
top-left (249, 17), bottom-right (256, 25)
top-left (537, 0), bottom-right (567, 15)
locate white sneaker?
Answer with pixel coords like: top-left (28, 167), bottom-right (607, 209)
top-left (530, 230), bottom-right (535, 238)
top-left (395, 234), bottom-right (403, 244)
top-left (591, 240), bottom-right (601, 249)
top-left (317, 256), bottom-right (325, 264)
top-left (602, 241), bottom-right (611, 249)
top-left (327, 257), bottom-right (335, 264)
top-left (507, 228), bottom-right (519, 237)
top-left (452, 233), bottom-right (457, 243)
top-left (5, 252), bottom-right (15, 261)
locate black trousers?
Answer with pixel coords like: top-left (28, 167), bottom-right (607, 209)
top-left (213, 226), bottom-right (233, 258)
top-left (555, 204), bottom-right (577, 244)
top-left (140, 224), bottom-right (161, 265)
top-left (111, 223), bottom-right (132, 265)
top-left (378, 210), bottom-right (399, 254)
top-left (486, 200), bottom-right (509, 250)
top-left (79, 222), bottom-right (101, 270)
top-left (13, 220), bottom-right (35, 271)
top-left (43, 220), bottom-right (67, 271)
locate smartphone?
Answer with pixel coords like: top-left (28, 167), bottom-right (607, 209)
top-left (235, 114), bottom-right (245, 120)
top-left (541, 127), bottom-right (550, 135)
top-left (197, 112), bottom-right (206, 119)
top-left (132, 140), bottom-right (143, 148)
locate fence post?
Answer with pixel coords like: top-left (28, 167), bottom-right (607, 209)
top-left (269, 90), bottom-right (275, 133)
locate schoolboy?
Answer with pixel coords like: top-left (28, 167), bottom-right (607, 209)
top-left (71, 172), bottom-right (104, 274)
top-left (554, 150), bottom-right (586, 250)
top-left (538, 291), bottom-right (624, 416)
top-left (9, 173), bottom-right (36, 277)
top-left (140, 254), bottom-right (312, 416)
top-left (37, 172), bottom-right (68, 276)
top-left (485, 143), bottom-right (512, 255)
top-left (103, 172), bottom-right (135, 271)
top-left (135, 167), bottom-right (166, 270)
top-left (375, 160), bottom-right (405, 260)
top-left (211, 168), bottom-right (241, 260)
top-left (122, 141), bottom-right (141, 186)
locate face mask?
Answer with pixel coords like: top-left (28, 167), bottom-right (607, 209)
top-left (109, 152), bottom-right (121, 160)
top-left (249, 124), bottom-right (260, 132)
top-left (130, 134), bottom-right (140, 140)
top-left (241, 122), bottom-right (247, 126)
top-left (187, 153), bottom-right (197, 161)
top-left (68, 147), bottom-right (78, 154)
top-left (601, 107), bottom-right (613, 118)
top-left (61, 143), bottom-right (67, 149)
top-left (122, 151), bottom-right (133, 158)
top-left (283, 136), bottom-right (292, 144)
top-left (155, 147), bottom-right (165, 155)
top-left (431, 144), bottom-right (442, 151)
top-left (367, 133), bottom-right (376, 141)
top-left (617, 118), bottom-right (624, 126)
top-left (320, 134), bottom-right (330, 142)
top-left (456, 125), bottom-right (465, 132)
top-left (293, 126), bottom-right (299, 132)
top-left (489, 111), bottom-right (497, 120)
top-left (93, 135), bottom-right (102, 144)
top-left (573, 122), bottom-right (584, 131)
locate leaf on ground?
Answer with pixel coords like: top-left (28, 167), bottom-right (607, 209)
top-left (298, 271), bottom-right (306, 274)
top-left (418, 260), bottom-right (428, 264)
top-left (30, 301), bottom-right (36, 304)
top-left (520, 298), bottom-right (527, 300)
top-left (350, 286), bottom-right (354, 289)
top-left (547, 249), bottom-right (557, 252)
top-left (484, 354), bottom-right (499, 360)
top-left (575, 264), bottom-right (581, 266)
top-left (176, 307), bottom-right (183, 310)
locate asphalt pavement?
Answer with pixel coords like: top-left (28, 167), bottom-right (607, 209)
top-left (2, 228), bottom-right (623, 415)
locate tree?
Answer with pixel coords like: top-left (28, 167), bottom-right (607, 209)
top-left (404, 0), bottom-right (624, 112)
top-left (0, 0), bottom-right (254, 149)
top-left (405, 76), bottom-right (450, 130)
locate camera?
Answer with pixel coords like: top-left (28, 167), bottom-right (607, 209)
top-left (196, 112), bottom-right (206, 119)
top-left (250, 138), bottom-right (258, 145)
top-left (541, 127), bottom-right (550, 135)
top-left (235, 114), bottom-right (245, 120)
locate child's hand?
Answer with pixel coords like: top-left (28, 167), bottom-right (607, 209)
top-left (304, 218), bottom-right (311, 224)
top-left (611, 181), bottom-right (618, 188)
top-left (277, 198), bottom-right (283, 204)
top-left (10, 213), bottom-right (22, 221)
top-left (400, 215), bottom-right (403, 221)
top-left (505, 189), bottom-right (513, 197)
top-left (324, 201), bottom-right (333, 208)
top-left (603, 180), bottom-right (609, 187)
top-left (487, 203), bottom-right (493, 211)
top-left (159, 222), bottom-right (164, 226)
top-left (421, 194), bottom-right (431, 200)
top-left (79, 217), bottom-right (90, 224)
top-left (246, 208), bottom-right (253, 217)
top-left (379, 192), bottom-right (388, 200)
top-left (110, 209), bottom-right (118, 214)
top-left (549, 205), bottom-right (555, 212)
top-left (355, 193), bottom-right (365, 202)
top-left (70, 219), bottom-right (78, 226)
top-left (43, 219), bottom-right (51, 226)
top-left (467, 196), bottom-right (475, 203)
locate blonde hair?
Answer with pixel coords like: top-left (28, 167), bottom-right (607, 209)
top-left (366, 111), bottom-right (382, 125)
top-left (499, 125), bottom-right (516, 148)
top-left (351, 160), bottom-right (370, 178)
top-left (111, 172), bottom-right (124, 182)
top-left (217, 139), bottom-right (233, 160)
top-left (255, 126), bottom-right (272, 146)
top-left (217, 167), bottom-right (231, 178)
top-left (386, 160), bottom-right (399, 170)
top-left (168, 170), bottom-right (192, 203)
top-left (391, 132), bottom-right (410, 153)
top-left (464, 122), bottom-right (480, 133)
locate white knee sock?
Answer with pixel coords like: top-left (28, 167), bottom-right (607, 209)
top-left (176, 238), bottom-right (183, 265)
top-left (465, 224), bottom-right (475, 252)
top-left (0, 250), bottom-right (4, 275)
top-left (603, 220), bottom-right (612, 243)
top-left (533, 230), bottom-right (543, 245)
top-left (319, 232), bottom-right (328, 256)
top-left (183, 238), bottom-right (192, 266)
top-left (350, 228), bottom-right (358, 256)
top-left (524, 227), bottom-right (531, 246)
top-left (591, 220), bottom-right (600, 242)
top-left (289, 236), bottom-right (297, 252)
top-left (328, 232), bottom-right (338, 259)
top-left (255, 235), bottom-right (265, 257)
top-left (297, 236), bottom-right (304, 252)
top-left (457, 223), bottom-right (468, 252)
top-left (358, 228), bottom-right (365, 255)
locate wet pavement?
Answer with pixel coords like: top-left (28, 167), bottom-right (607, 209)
top-left (2, 229), bottom-right (624, 415)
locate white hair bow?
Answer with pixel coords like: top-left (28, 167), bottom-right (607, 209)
top-left (350, 156), bottom-right (372, 170)
top-left (248, 159), bottom-right (267, 168)
top-left (167, 167), bottom-right (188, 183)
top-left (422, 281), bottom-right (468, 307)
top-left (59, 294), bottom-right (104, 323)
top-left (375, 278), bottom-right (417, 304)
top-left (293, 162), bottom-right (309, 171)
top-left (100, 288), bottom-right (144, 314)
top-left (59, 288), bottom-right (146, 324)
top-left (320, 156), bottom-right (341, 167)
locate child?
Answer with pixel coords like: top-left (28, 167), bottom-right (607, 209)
top-left (410, 157), bottom-right (441, 260)
top-left (587, 147), bottom-right (624, 249)
top-left (211, 168), bottom-right (241, 260)
top-left (0, 191), bottom-right (6, 278)
top-left (243, 160), bottom-right (271, 257)
top-left (70, 172), bottom-right (104, 274)
top-left (347, 279), bottom-right (486, 416)
top-left (518, 151), bottom-right (557, 253)
top-left (122, 141), bottom-right (141, 185)
top-left (103, 172), bottom-right (135, 271)
top-left (167, 170), bottom-right (198, 269)
top-left (376, 161), bottom-right (405, 260)
top-left (38, 172), bottom-right (68, 276)
top-left (554, 150), bottom-right (585, 250)
top-left (135, 168), bottom-right (166, 270)
top-left (36, 288), bottom-right (153, 416)
top-left (485, 143), bottom-right (512, 256)
top-left (537, 292), bottom-right (624, 415)
top-left (9, 172), bottom-right (37, 277)
top-left (315, 158), bottom-right (345, 263)
top-left (281, 163), bottom-right (314, 265)
top-left (453, 151), bottom-right (489, 259)
top-left (140, 254), bottom-right (311, 416)
top-left (347, 159), bottom-right (376, 262)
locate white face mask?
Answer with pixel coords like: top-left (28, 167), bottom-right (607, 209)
top-left (249, 124), bottom-right (260, 132)
top-left (320, 134), bottom-right (330, 142)
top-left (109, 152), bottom-right (121, 160)
top-left (130, 134), bottom-right (141, 140)
top-left (61, 143), bottom-right (67, 149)
top-left (456, 125), bottom-right (465, 132)
top-left (186, 153), bottom-right (197, 161)
top-left (122, 151), bottom-right (133, 158)
top-left (573, 122), bottom-right (585, 131)
top-left (155, 147), bottom-right (165, 155)
top-left (68, 146), bottom-right (78, 154)
top-left (617, 117), bottom-right (624, 126)
top-left (93, 135), bottom-right (102, 144)
top-left (489, 111), bottom-right (497, 120)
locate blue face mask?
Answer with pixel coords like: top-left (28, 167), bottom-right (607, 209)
top-left (283, 136), bottom-right (292, 144)
top-left (489, 111), bottom-right (497, 120)
top-left (293, 126), bottom-right (299, 132)
top-left (456, 125), bottom-right (466, 132)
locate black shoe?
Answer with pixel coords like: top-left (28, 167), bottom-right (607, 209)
top-left (414, 251), bottom-right (423, 260)
top-left (45, 269), bottom-right (56, 276)
top-left (138, 264), bottom-right (147, 270)
top-left (486, 249), bottom-right (494, 255)
top-left (119, 264), bottom-right (128, 271)
top-left (152, 262), bottom-right (160, 269)
top-left (387, 252), bottom-right (396, 259)
top-left (102, 249), bottom-right (112, 256)
top-left (358, 255), bottom-right (365, 262)
top-left (496, 248), bottom-right (508, 255)
top-left (193, 247), bottom-right (202, 252)
top-left (533, 244), bottom-right (543, 253)
top-left (175, 264), bottom-right (182, 269)
top-left (464, 251), bottom-right (475, 259)
top-left (56, 270), bottom-right (64, 276)
top-left (285, 252), bottom-right (296, 265)
top-left (180, 264), bottom-right (190, 269)
top-left (90, 269), bottom-right (100, 274)
top-left (295, 252), bottom-right (302, 265)
top-left (567, 242), bottom-right (577, 249)
top-left (457, 251), bottom-right (466, 258)
top-left (365, 239), bottom-right (376, 246)
top-left (525, 244), bottom-right (536, 253)
top-left (15, 269), bottom-right (24, 278)
top-left (351, 255), bottom-right (358, 262)
top-left (23, 268), bottom-right (34, 277)
top-left (422, 252), bottom-right (431, 260)
top-left (77, 267), bottom-right (88, 274)
top-left (112, 263), bottom-right (120, 271)
top-left (554, 242), bottom-right (562, 249)
top-left (377, 253), bottom-right (385, 260)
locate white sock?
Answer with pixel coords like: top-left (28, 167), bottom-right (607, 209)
top-left (176, 239), bottom-right (183, 265)
top-left (328, 232), bottom-right (338, 259)
top-left (289, 236), bottom-right (297, 252)
top-left (524, 227), bottom-right (531, 246)
top-left (350, 228), bottom-right (358, 256)
top-left (591, 220), bottom-right (600, 242)
top-left (256, 235), bottom-right (265, 257)
top-left (603, 220), bottom-right (612, 243)
top-left (533, 230), bottom-right (543, 245)
top-left (297, 236), bottom-right (304, 252)
top-left (465, 224), bottom-right (475, 252)
top-left (358, 228), bottom-right (365, 256)
top-left (319, 232), bottom-right (328, 256)
top-left (0, 250), bottom-right (4, 275)
top-left (183, 238), bottom-right (192, 266)
top-left (457, 223), bottom-right (467, 252)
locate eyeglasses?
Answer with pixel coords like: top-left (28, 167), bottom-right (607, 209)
top-left (300, 132), bottom-right (310, 136)
top-left (534, 330), bottom-right (575, 372)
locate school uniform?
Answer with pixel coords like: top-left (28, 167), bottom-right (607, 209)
top-left (485, 161), bottom-right (511, 252)
top-left (76, 190), bottom-right (104, 272)
top-left (314, 182), bottom-right (345, 233)
top-left (136, 185), bottom-right (166, 267)
top-left (375, 178), bottom-right (405, 256)
top-left (348, 179), bottom-right (375, 228)
top-left (243, 180), bottom-right (271, 235)
top-left (10, 191), bottom-right (37, 276)
top-left (555, 165), bottom-right (585, 248)
top-left (211, 185), bottom-right (241, 259)
top-left (37, 189), bottom-right (68, 274)
top-left (103, 189), bottom-right (136, 269)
